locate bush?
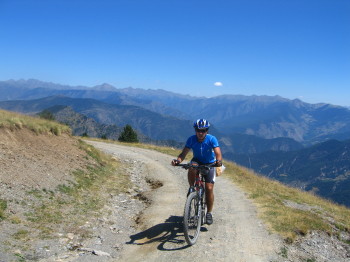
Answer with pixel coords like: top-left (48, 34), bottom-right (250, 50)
top-left (81, 132), bottom-right (89, 137)
top-left (0, 199), bottom-right (7, 220)
top-left (38, 110), bottom-right (55, 121)
top-left (118, 125), bottom-right (138, 143)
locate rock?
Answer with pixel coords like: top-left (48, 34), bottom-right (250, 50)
top-left (78, 247), bottom-right (111, 257)
top-left (93, 250), bottom-right (111, 257)
top-left (66, 233), bottom-right (75, 240)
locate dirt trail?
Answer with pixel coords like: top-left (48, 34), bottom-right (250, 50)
top-left (88, 141), bottom-right (282, 262)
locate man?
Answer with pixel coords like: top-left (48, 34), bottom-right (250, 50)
top-left (171, 119), bottom-right (222, 225)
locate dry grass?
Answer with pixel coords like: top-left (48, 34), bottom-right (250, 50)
top-left (224, 161), bottom-right (350, 242)
top-left (0, 199), bottom-right (7, 220)
top-left (0, 109), bottom-right (71, 135)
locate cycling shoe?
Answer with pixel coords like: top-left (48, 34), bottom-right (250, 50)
top-left (206, 212), bottom-right (213, 225)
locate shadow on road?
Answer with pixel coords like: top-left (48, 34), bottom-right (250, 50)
top-left (126, 215), bottom-right (191, 251)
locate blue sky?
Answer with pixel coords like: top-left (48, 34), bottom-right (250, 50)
top-left (1, 0), bottom-right (349, 106)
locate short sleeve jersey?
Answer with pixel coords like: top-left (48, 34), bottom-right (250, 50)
top-left (185, 134), bottom-right (220, 164)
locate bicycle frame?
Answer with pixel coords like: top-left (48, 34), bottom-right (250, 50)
top-left (178, 163), bottom-right (215, 194)
top-left (194, 170), bottom-right (205, 194)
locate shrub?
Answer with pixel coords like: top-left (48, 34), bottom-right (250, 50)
top-left (118, 124), bottom-right (138, 143)
top-left (38, 110), bottom-right (55, 121)
top-left (0, 199), bottom-right (7, 220)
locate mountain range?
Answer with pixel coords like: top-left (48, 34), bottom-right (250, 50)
top-left (1, 79), bottom-right (350, 207)
top-left (2, 79), bottom-right (350, 145)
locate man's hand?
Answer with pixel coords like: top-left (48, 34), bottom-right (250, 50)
top-left (171, 159), bottom-right (180, 166)
top-left (215, 160), bottom-right (222, 167)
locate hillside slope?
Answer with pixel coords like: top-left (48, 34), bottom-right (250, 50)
top-left (233, 139), bottom-right (350, 207)
top-left (0, 112), bottom-right (142, 261)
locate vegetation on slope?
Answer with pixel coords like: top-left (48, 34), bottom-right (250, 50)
top-left (0, 199), bottom-right (7, 220)
top-left (225, 162), bottom-right (350, 243)
top-left (0, 109), bottom-right (71, 135)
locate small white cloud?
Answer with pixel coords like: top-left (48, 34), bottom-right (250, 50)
top-left (214, 82), bottom-right (223, 87)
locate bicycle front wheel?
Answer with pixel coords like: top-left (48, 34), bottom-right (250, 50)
top-left (183, 191), bottom-right (202, 245)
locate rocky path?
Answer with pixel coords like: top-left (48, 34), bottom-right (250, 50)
top-left (86, 141), bottom-right (282, 262)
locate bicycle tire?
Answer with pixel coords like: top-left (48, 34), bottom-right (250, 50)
top-left (183, 191), bottom-right (202, 245)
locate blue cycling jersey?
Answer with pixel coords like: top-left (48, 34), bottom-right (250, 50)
top-left (185, 134), bottom-right (220, 164)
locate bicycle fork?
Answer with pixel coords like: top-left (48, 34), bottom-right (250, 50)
top-left (197, 187), bottom-right (206, 226)
top-left (188, 186), bottom-right (205, 225)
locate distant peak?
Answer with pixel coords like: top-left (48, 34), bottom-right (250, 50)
top-left (92, 83), bottom-right (117, 91)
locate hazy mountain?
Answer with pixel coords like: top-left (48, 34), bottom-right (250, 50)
top-left (158, 95), bottom-right (350, 144)
top-left (232, 139), bottom-right (350, 207)
top-left (0, 80), bottom-right (188, 118)
top-left (1, 79), bottom-right (89, 90)
top-left (1, 79), bottom-right (350, 145)
top-left (0, 95), bottom-right (195, 142)
top-left (0, 94), bottom-right (304, 157)
top-left (221, 133), bottom-right (303, 156)
top-left (40, 105), bottom-right (124, 139)
top-left (38, 105), bottom-right (183, 148)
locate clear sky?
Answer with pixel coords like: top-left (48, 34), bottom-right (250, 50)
top-left (0, 0), bottom-right (349, 106)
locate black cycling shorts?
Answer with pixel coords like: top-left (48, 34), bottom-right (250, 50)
top-left (190, 158), bottom-right (216, 184)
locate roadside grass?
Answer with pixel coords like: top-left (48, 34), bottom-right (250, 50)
top-left (22, 140), bottom-right (131, 240)
top-left (0, 199), bottom-right (7, 220)
top-left (224, 161), bottom-right (350, 242)
top-left (91, 138), bottom-right (350, 243)
top-left (0, 109), bottom-right (70, 135)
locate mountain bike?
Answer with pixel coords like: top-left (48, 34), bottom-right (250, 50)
top-left (176, 163), bottom-right (215, 246)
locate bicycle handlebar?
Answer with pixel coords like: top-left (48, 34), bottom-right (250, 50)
top-left (175, 163), bottom-right (216, 170)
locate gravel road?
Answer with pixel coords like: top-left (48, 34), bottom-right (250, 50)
top-left (86, 141), bottom-right (283, 262)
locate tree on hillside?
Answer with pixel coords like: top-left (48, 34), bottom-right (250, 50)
top-left (38, 110), bottom-right (55, 121)
top-left (118, 124), bottom-right (138, 143)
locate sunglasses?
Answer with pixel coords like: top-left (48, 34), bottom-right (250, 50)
top-left (196, 129), bottom-right (208, 133)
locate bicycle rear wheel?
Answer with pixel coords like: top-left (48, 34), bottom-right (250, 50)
top-left (183, 191), bottom-right (202, 245)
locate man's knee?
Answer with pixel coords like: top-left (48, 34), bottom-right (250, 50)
top-left (206, 183), bottom-right (214, 192)
top-left (188, 170), bottom-right (196, 184)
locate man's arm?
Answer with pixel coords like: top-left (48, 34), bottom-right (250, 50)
top-left (213, 147), bottom-right (223, 166)
top-left (171, 147), bottom-right (190, 165)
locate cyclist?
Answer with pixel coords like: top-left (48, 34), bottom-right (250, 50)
top-left (171, 119), bottom-right (222, 225)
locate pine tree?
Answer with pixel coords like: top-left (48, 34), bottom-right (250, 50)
top-left (118, 124), bottom-right (138, 143)
top-left (38, 110), bottom-right (55, 121)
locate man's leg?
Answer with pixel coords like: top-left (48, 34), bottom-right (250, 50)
top-left (205, 182), bottom-right (214, 225)
top-left (205, 182), bottom-right (214, 212)
top-left (187, 168), bottom-right (197, 186)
